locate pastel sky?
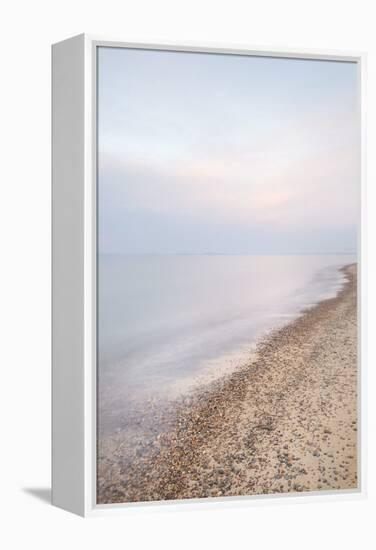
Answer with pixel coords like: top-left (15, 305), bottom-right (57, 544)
top-left (97, 47), bottom-right (359, 254)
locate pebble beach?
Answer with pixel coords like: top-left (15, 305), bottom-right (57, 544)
top-left (97, 263), bottom-right (358, 504)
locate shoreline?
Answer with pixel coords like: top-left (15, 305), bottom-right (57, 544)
top-left (98, 263), bottom-right (358, 504)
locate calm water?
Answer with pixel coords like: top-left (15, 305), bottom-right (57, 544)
top-left (98, 254), bottom-right (354, 432)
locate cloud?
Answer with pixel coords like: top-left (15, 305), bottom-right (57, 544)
top-left (97, 49), bottom-right (358, 254)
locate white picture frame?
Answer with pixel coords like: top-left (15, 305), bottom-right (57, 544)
top-left (52, 34), bottom-right (366, 517)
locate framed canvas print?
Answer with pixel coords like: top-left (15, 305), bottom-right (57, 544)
top-left (52, 35), bottom-right (366, 516)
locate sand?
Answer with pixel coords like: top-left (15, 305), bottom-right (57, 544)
top-left (97, 264), bottom-right (358, 504)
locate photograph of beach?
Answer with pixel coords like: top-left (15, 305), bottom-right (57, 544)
top-left (96, 47), bottom-right (359, 504)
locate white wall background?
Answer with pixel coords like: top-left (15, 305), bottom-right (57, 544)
top-left (0, 0), bottom-right (375, 548)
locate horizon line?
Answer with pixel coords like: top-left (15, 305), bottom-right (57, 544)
top-left (99, 251), bottom-right (357, 256)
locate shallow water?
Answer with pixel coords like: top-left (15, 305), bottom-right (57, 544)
top-left (97, 254), bottom-right (354, 434)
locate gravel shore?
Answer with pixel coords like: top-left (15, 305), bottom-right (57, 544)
top-left (97, 263), bottom-right (358, 504)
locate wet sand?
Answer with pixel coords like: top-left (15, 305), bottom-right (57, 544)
top-left (97, 264), bottom-right (358, 504)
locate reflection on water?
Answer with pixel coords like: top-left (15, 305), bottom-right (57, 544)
top-left (98, 254), bottom-right (354, 435)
